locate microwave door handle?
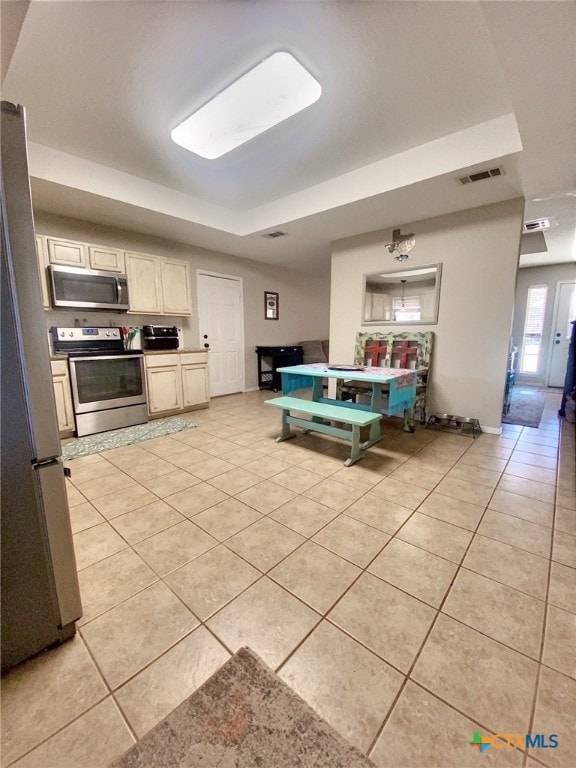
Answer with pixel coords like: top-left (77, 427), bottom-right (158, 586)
top-left (116, 277), bottom-right (122, 304)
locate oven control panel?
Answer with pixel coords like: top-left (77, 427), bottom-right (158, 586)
top-left (53, 327), bottom-right (121, 340)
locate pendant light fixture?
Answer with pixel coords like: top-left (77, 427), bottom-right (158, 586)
top-left (400, 279), bottom-right (407, 308)
top-left (386, 228), bottom-right (416, 261)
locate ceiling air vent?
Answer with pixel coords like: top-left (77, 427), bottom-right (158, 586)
top-left (262, 231), bottom-right (286, 238)
top-left (523, 218), bottom-right (551, 234)
top-left (458, 166), bottom-right (504, 185)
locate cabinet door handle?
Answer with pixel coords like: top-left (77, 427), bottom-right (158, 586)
top-left (204, 343), bottom-right (209, 349)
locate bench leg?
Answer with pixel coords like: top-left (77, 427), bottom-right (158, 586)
top-left (366, 384), bottom-right (383, 444)
top-left (344, 425), bottom-right (362, 467)
top-left (275, 409), bottom-right (294, 442)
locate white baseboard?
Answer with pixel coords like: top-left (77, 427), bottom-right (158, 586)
top-left (244, 387), bottom-right (261, 393)
top-left (481, 425), bottom-right (503, 435)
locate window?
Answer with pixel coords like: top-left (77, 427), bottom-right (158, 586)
top-left (392, 296), bottom-right (421, 322)
top-left (520, 285), bottom-right (547, 374)
top-left (566, 286), bottom-right (576, 338)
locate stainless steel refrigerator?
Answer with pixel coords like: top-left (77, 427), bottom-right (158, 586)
top-left (1, 102), bottom-right (82, 672)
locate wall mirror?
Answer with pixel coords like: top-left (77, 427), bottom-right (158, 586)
top-left (363, 264), bottom-right (442, 325)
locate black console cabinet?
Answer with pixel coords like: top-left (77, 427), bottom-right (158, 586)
top-left (255, 346), bottom-right (303, 391)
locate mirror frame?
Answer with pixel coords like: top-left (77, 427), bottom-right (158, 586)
top-left (362, 263), bottom-right (442, 326)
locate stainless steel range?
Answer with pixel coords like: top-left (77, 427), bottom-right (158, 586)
top-left (51, 327), bottom-right (147, 437)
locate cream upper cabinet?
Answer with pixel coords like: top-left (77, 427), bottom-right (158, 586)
top-left (161, 258), bottom-right (192, 315)
top-left (36, 234), bottom-right (192, 318)
top-left (47, 237), bottom-right (87, 267)
top-left (126, 252), bottom-right (192, 316)
top-left (125, 251), bottom-right (163, 314)
top-left (35, 235), bottom-right (51, 309)
top-left (88, 245), bottom-right (125, 273)
top-left (50, 360), bottom-right (74, 434)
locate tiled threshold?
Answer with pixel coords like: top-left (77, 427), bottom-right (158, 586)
top-left (1, 390), bottom-right (574, 768)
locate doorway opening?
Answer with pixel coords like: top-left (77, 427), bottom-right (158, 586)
top-left (196, 271), bottom-right (245, 398)
top-left (506, 279), bottom-right (574, 427)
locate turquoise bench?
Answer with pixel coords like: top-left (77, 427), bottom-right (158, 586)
top-left (265, 396), bottom-right (382, 466)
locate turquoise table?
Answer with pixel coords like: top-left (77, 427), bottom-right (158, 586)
top-left (277, 363), bottom-right (418, 445)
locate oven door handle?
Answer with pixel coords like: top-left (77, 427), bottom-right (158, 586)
top-left (68, 354), bottom-right (144, 362)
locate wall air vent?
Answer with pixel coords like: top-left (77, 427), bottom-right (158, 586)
top-left (458, 166), bottom-right (504, 185)
top-left (523, 218), bottom-right (551, 234)
top-left (262, 231), bottom-right (286, 238)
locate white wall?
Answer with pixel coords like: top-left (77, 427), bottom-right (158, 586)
top-left (512, 263), bottom-right (576, 386)
top-left (35, 213), bottom-right (331, 390)
top-left (330, 199), bottom-right (525, 431)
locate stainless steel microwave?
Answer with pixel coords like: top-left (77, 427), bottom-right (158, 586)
top-left (48, 265), bottom-right (130, 311)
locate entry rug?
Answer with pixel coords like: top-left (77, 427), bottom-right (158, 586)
top-left (62, 417), bottom-right (197, 461)
top-left (111, 647), bottom-right (374, 768)
top-left (502, 386), bottom-right (547, 428)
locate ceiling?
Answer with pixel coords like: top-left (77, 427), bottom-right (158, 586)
top-left (2, 0), bottom-right (575, 273)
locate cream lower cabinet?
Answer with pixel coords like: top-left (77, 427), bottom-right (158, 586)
top-left (145, 352), bottom-right (209, 416)
top-left (51, 360), bottom-right (75, 435)
top-left (146, 358), bottom-right (182, 414)
top-left (181, 355), bottom-right (209, 407)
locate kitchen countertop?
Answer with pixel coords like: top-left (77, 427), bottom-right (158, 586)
top-left (143, 348), bottom-right (207, 354)
top-left (49, 349), bottom-right (207, 360)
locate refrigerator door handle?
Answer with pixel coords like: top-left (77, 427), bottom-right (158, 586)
top-left (38, 461), bottom-right (82, 627)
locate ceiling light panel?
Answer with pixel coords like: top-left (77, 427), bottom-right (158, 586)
top-left (171, 52), bottom-right (321, 159)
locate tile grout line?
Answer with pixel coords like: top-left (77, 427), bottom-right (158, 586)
top-left (263, 428), bottom-right (461, 681)
top-left (3, 696), bottom-right (133, 768)
top-left (54, 396), bottom-right (570, 767)
top-left (77, 420), bottom-right (488, 661)
top-left (522, 415), bottom-right (563, 768)
top-left (365, 424), bottom-right (547, 757)
top-left (271, 428), bottom-right (480, 751)
top-left (3, 627), bottom-right (123, 767)
top-left (365, 448), bottom-right (505, 756)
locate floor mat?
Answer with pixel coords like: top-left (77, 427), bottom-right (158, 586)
top-left (110, 647), bottom-right (374, 768)
top-left (62, 416), bottom-right (197, 461)
top-left (502, 386), bottom-right (547, 428)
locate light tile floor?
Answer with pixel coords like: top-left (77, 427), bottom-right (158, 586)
top-left (1, 390), bottom-right (575, 768)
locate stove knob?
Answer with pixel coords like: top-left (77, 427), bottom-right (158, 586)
top-left (60, 331), bottom-right (65, 337)
top-left (68, 331), bottom-right (74, 337)
top-left (105, 331), bottom-right (110, 337)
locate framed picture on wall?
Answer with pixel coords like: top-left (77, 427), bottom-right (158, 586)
top-left (264, 291), bottom-right (279, 320)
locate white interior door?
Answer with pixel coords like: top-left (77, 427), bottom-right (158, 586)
top-left (548, 280), bottom-right (576, 387)
top-left (197, 272), bottom-right (244, 397)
